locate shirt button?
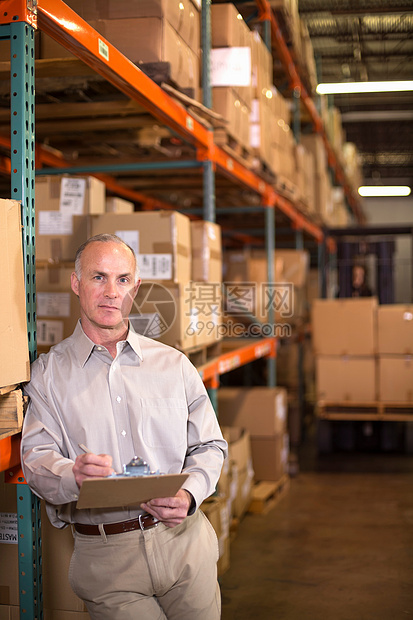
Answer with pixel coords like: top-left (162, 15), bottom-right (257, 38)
top-left (121, 430), bottom-right (127, 437)
top-left (97, 347), bottom-right (102, 351)
top-left (116, 396), bottom-right (122, 403)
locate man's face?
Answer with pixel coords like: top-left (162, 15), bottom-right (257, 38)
top-left (71, 241), bottom-right (140, 333)
top-left (352, 266), bottom-right (365, 288)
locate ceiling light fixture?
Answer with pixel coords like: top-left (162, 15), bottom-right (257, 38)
top-left (316, 80), bottom-right (413, 95)
top-left (358, 186), bottom-right (411, 197)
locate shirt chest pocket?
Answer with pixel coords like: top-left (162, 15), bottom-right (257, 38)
top-left (140, 397), bottom-right (188, 449)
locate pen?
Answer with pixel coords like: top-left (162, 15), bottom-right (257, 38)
top-left (78, 443), bottom-right (92, 454)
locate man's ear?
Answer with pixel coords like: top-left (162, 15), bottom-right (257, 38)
top-left (71, 272), bottom-right (80, 297)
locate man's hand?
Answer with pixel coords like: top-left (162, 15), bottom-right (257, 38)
top-left (72, 453), bottom-right (114, 489)
top-left (141, 489), bottom-right (192, 528)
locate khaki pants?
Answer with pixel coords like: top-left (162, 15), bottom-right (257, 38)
top-left (69, 510), bottom-right (221, 619)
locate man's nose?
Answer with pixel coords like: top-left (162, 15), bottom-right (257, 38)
top-left (104, 279), bottom-right (118, 297)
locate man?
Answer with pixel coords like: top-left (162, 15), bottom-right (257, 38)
top-left (21, 233), bottom-right (227, 620)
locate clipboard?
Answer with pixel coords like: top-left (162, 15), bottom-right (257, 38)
top-left (76, 473), bottom-right (189, 510)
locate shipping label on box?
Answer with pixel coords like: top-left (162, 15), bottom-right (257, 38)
top-left (59, 177), bottom-right (86, 215)
top-left (0, 513), bottom-right (17, 545)
top-left (137, 254), bottom-right (173, 281)
top-left (211, 47), bottom-right (251, 87)
top-left (37, 320), bottom-right (64, 347)
top-left (115, 229), bottom-right (139, 255)
top-left (38, 211), bottom-right (73, 236)
top-left (37, 293), bottom-right (71, 318)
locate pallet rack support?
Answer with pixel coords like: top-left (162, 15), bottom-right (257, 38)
top-left (2, 14), bottom-right (43, 620)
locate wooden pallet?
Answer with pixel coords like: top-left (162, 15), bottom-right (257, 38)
top-left (214, 129), bottom-right (253, 170)
top-left (248, 475), bottom-right (290, 515)
top-left (275, 174), bottom-right (300, 203)
top-left (0, 388), bottom-right (25, 441)
top-left (317, 400), bottom-right (413, 422)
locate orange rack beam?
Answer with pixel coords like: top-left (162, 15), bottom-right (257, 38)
top-left (198, 338), bottom-right (277, 387)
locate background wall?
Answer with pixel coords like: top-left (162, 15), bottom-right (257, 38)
top-left (363, 196), bottom-right (413, 303)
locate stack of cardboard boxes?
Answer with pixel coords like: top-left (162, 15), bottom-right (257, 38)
top-left (211, 3), bottom-right (253, 152)
top-left (41, 0), bottom-right (201, 100)
top-left (35, 175), bottom-right (223, 355)
top-left (312, 297), bottom-right (378, 403)
top-left (0, 481), bottom-right (91, 619)
top-left (218, 387), bottom-right (289, 483)
top-left (377, 305), bottom-right (413, 403)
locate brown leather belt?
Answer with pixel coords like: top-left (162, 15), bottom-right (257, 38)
top-left (74, 514), bottom-right (159, 536)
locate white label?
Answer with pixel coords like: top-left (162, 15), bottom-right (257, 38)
top-left (37, 320), bottom-right (64, 346)
top-left (37, 292), bottom-right (71, 318)
top-left (0, 512), bottom-right (18, 545)
top-left (207, 223), bottom-right (216, 241)
top-left (60, 177), bottom-right (86, 215)
top-left (276, 392), bottom-right (287, 423)
top-left (98, 39), bottom-right (109, 61)
top-left (115, 230), bottom-right (139, 255)
top-left (38, 211), bottom-right (73, 235)
top-left (211, 47), bottom-right (251, 87)
top-left (137, 254), bottom-right (173, 280)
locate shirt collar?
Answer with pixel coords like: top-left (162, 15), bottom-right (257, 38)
top-left (72, 320), bottom-right (143, 367)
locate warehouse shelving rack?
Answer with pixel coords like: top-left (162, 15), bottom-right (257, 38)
top-left (0, 1), bottom-right (363, 618)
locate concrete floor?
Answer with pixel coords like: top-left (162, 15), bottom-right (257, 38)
top-left (220, 435), bottom-right (413, 619)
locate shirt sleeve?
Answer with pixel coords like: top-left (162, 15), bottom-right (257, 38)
top-left (180, 355), bottom-right (228, 510)
top-left (21, 357), bottom-right (80, 506)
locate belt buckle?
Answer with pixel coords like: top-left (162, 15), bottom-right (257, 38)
top-left (138, 513), bottom-right (158, 531)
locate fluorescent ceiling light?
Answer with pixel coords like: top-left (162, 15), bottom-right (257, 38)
top-left (316, 80), bottom-right (413, 95)
top-left (358, 186), bottom-right (411, 197)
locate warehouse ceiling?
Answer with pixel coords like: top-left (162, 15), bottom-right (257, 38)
top-left (298, 0), bottom-right (413, 187)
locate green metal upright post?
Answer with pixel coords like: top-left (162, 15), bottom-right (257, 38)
top-left (201, 0), bottom-right (216, 225)
top-left (266, 207), bottom-right (276, 387)
top-left (201, 0), bottom-right (217, 408)
top-left (8, 17), bottom-right (42, 620)
top-left (261, 6), bottom-right (276, 388)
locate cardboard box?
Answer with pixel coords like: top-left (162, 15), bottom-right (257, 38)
top-left (91, 211), bottom-right (191, 284)
top-left (312, 298), bottom-right (378, 356)
top-left (60, 0), bottom-right (200, 53)
top-left (36, 176), bottom-right (105, 216)
top-left (190, 220), bottom-right (222, 282)
top-left (191, 282), bottom-right (223, 348)
top-left (377, 305), bottom-right (413, 355)
top-left (35, 214), bottom-right (90, 263)
top-left (0, 606), bottom-right (19, 620)
top-left (316, 356), bottom-right (377, 402)
top-left (87, 18), bottom-right (200, 99)
top-left (211, 4), bottom-right (250, 48)
top-left (275, 249), bottom-right (309, 288)
top-left (218, 387), bottom-right (287, 436)
top-left (0, 479), bottom-right (88, 613)
top-left (201, 496), bottom-right (230, 576)
top-left (0, 200), bottom-right (30, 388)
top-left (130, 281), bottom-right (196, 351)
top-left (35, 175), bottom-right (104, 261)
top-left (35, 262), bottom-right (79, 354)
top-left (221, 427), bottom-right (254, 520)
top-left (250, 433), bottom-right (289, 482)
top-left (378, 356), bottom-right (413, 403)
top-left (300, 133), bottom-right (327, 177)
top-left (212, 87), bottom-right (250, 150)
top-left (106, 197), bottom-right (134, 214)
